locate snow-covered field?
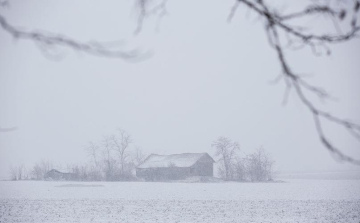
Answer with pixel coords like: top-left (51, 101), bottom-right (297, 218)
top-left (1, 179), bottom-right (360, 222)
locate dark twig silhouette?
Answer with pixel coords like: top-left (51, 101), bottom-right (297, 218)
top-left (0, 14), bottom-right (142, 60)
top-left (0, 127), bottom-right (17, 132)
top-left (134, 0), bottom-right (168, 34)
top-left (230, 0), bottom-right (360, 164)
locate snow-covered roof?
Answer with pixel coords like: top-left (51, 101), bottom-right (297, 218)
top-left (46, 169), bottom-right (73, 174)
top-left (137, 153), bottom-right (214, 169)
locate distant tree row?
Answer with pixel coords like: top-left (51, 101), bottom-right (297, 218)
top-left (81, 129), bottom-right (145, 181)
top-left (9, 160), bottom-right (53, 181)
top-left (212, 137), bottom-right (275, 182)
top-left (9, 131), bottom-right (275, 182)
top-left (9, 129), bottom-right (146, 181)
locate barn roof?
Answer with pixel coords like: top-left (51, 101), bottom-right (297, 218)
top-left (137, 153), bottom-right (214, 169)
top-left (46, 169), bottom-right (73, 174)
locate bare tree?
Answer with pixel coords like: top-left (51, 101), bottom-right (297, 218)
top-left (66, 163), bottom-right (89, 181)
top-left (212, 137), bottom-right (240, 180)
top-left (9, 165), bottom-right (17, 181)
top-left (84, 141), bottom-right (103, 181)
top-left (8, 164), bottom-right (26, 180)
top-left (110, 129), bottom-right (133, 176)
top-left (40, 160), bottom-right (53, 176)
top-left (28, 160), bottom-right (53, 180)
top-left (85, 141), bottom-right (100, 168)
top-left (22, 166), bottom-right (30, 180)
top-left (29, 160), bottom-right (54, 180)
top-left (233, 156), bottom-right (246, 181)
top-left (132, 146), bottom-right (146, 167)
top-left (101, 136), bottom-right (117, 181)
top-left (83, 130), bottom-right (140, 181)
top-left (17, 164), bottom-right (24, 180)
top-left (30, 163), bottom-right (43, 180)
top-left (245, 148), bottom-right (274, 181)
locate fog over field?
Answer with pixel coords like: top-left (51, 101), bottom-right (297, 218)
top-left (1, 0), bottom-right (360, 222)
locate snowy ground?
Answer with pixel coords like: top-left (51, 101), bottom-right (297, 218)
top-left (1, 179), bottom-right (360, 222)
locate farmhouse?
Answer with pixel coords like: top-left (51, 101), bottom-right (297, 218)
top-left (136, 153), bottom-right (215, 181)
top-left (45, 169), bottom-right (77, 181)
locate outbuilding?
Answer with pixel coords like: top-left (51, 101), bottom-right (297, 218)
top-left (136, 153), bottom-right (215, 181)
top-left (44, 169), bottom-right (77, 181)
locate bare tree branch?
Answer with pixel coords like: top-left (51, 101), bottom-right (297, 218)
top-left (0, 14), bottom-right (144, 60)
top-left (134, 0), bottom-right (168, 34)
top-left (280, 5), bottom-right (340, 21)
top-left (0, 126), bottom-right (17, 132)
top-left (228, 2), bottom-right (240, 23)
top-left (233, 0), bottom-right (360, 164)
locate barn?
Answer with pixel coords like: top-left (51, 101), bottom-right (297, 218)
top-left (136, 153), bottom-right (215, 181)
top-left (44, 169), bottom-right (77, 181)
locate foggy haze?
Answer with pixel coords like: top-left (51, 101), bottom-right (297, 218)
top-left (1, 0), bottom-right (360, 179)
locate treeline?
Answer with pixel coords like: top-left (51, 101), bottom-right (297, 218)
top-left (212, 137), bottom-right (275, 182)
top-left (78, 129), bottom-right (145, 181)
top-left (9, 132), bottom-right (276, 182)
top-left (9, 129), bottom-right (146, 181)
top-left (9, 160), bottom-right (53, 181)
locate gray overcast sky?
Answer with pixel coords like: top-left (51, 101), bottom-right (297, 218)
top-left (0, 0), bottom-right (360, 178)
